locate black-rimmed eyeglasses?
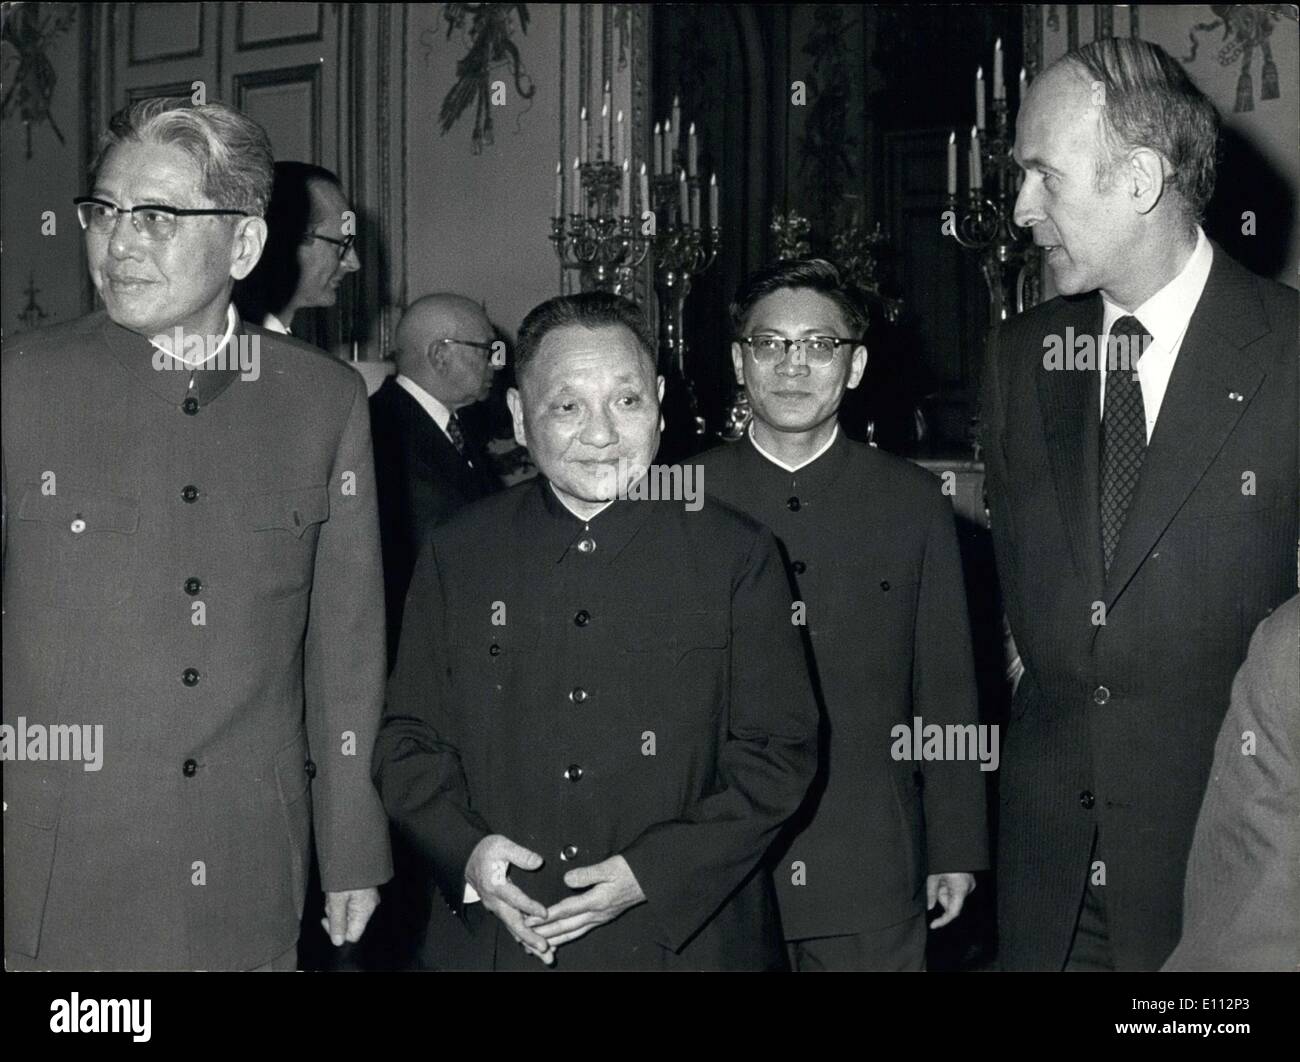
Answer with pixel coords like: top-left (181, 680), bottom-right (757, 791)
top-left (741, 335), bottom-right (858, 366)
top-left (74, 196), bottom-right (250, 242)
top-left (303, 232), bottom-right (357, 261)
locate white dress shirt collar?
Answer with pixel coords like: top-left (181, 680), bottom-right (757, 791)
top-left (748, 421), bottom-right (839, 473)
top-left (1101, 226), bottom-right (1213, 350)
top-left (395, 373), bottom-right (453, 433)
top-left (150, 304), bottom-right (238, 369)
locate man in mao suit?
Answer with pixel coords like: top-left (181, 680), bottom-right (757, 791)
top-left (697, 259), bottom-right (988, 971)
top-left (2, 98), bottom-right (391, 970)
top-left (982, 38), bottom-right (1297, 971)
top-left (370, 294), bottom-right (500, 674)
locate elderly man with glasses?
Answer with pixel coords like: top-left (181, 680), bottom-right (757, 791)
top-left (2, 97), bottom-right (392, 971)
top-left (695, 259), bottom-right (989, 971)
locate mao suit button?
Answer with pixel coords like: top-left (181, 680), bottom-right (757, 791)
top-left (70, 517), bottom-right (87, 534)
top-left (182, 759), bottom-right (198, 777)
top-left (880, 580), bottom-right (891, 591)
top-left (181, 484), bottom-right (199, 503)
top-left (569, 687), bottom-right (588, 703)
top-left (304, 759), bottom-right (317, 779)
top-left (573, 610), bottom-right (590, 627)
top-left (564, 764), bottom-right (584, 782)
top-left (489, 643), bottom-right (501, 656)
top-left (1093, 686), bottom-right (1110, 705)
top-left (787, 496), bottom-right (801, 512)
top-left (560, 844), bottom-right (579, 861)
top-left (577, 538), bottom-right (596, 553)
top-left (182, 396), bottom-right (200, 415)
top-left (184, 577), bottom-right (203, 596)
top-left (182, 668), bottom-right (200, 686)
top-left (791, 561), bottom-right (806, 574)
top-left (1079, 790), bottom-right (1095, 809)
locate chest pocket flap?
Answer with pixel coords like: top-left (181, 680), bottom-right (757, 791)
top-left (17, 486), bottom-right (139, 534)
top-left (621, 610), bottom-right (730, 657)
top-left (242, 486), bottom-right (329, 538)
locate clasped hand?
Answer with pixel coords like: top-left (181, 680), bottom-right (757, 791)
top-left (465, 835), bottom-right (645, 965)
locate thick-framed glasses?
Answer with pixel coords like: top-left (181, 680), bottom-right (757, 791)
top-left (303, 231), bottom-right (356, 261)
top-left (741, 334), bottom-right (857, 366)
top-left (436, 337), bottom-right (496, 354)
top-left (74, 196), bottom-right (249, 242)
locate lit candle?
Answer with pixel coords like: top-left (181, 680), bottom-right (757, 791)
top-left (947, 131), bottom-right (957, 197)
top-left (709, 172), bottom-right (719, 227)
top-left (662, 118), bottom-right (672, 174)
top-left (616, 109), bottom-right (625, 167)
top-left (653, 121), bottom-right (663, 176)
top-left (671, 95), bottom-right (681, 154)
top-left (993, 38), bottom-right (1005, 101)
top-left (621, 158), bottom-right (631, 217)
top-left (969, 126), bottom-right (981, 191)
top-left (554, 160), bottom-right (563, 218)
top-left (688, 122), bottom-right (698, 177)
top-left (975, 66), bottom-right (986, 131)
top-left (690, 185), bottom-right (701, 230)
top-left (1019, 66), bottom-right (1027, 98)
top-left (600, 102), bottom-right (609, 161)
top-left (580, 106), bottom-right (589, 164)
top-left (571, 157), bottom-right (582, 215)
top-left (678, 169), bottom-right (688, 224)
top-left (639, 161), bottom-right (650, 218)
top-left (603, 80), bottom-right (612, 148)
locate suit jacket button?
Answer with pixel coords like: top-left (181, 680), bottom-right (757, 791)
top-left (577, 538), bottom-right (596, 553)
top-left (569, 686), bottom-right (587, 703)
top-left (182, 759), bottom-right (198, 777)
top-left (573, 609), bottom-right (590, 627)
top-left (70, 517), bottom-right (87, 534)
top-left (560, 844), bottom-right (579, 861)
top-left (182, 668), bottom-right (200, 686)
top-left (182, 396), bottom-right (200, 415)
top-left (564, 764), bottom-right (584, 782)
top-left (787, 496), bottom-right (801, 512)
top-left (304, 759), bottom-right (317, 779)
top-left (181, 484), bottom-right (199, 503)
top-left (1079, 790), bottom-right (1095, 809)
top-left (1093, 686), bottom-right (1110, 705)
top-left (489, 643), bottom-right (501, 656)
top-left (791, 560), bottom-right (806, 574)
top-left (184, 577), bottom-right (203, 596)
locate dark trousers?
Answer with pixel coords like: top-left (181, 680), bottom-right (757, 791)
top-left (1064, 827), bottom-right (1113, 971)
top-left (786, 912), bottom-right (927, 971)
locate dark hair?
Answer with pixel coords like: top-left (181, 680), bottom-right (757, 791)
top-left (729, 258), bottom-right (868, 339)
top-left (515, 292), bottom-right (656, 381)
top-left (235, 161), bottom-right (343, 320)
top-left (92, 97), bottom-right (274, 216)
top-left (1064, 37), bottom-right (1220, 224)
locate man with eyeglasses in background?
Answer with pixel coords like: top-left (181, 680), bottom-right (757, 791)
top-left (2, 97), bottom-right (391, 970)
top-left (696, 259), bottom-right (988, 971)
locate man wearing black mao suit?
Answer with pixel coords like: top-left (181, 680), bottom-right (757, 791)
top-left (982, 37), bottom-right (1297, 971)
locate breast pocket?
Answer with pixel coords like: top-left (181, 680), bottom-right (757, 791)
top-left (239, 486), bottom-right (330, 599)
top-left (619, 610), bottom-right (730, 723)
top-left (15, 487), bottom-right (139, 610)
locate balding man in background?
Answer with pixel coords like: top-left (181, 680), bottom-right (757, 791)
top-left (370, 295), bottom-right (501, 673)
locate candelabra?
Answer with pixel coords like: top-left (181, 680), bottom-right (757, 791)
top-left (649, 168), bottom-right (719, 436)
top-left (947, 74), bottom-right (1038, 322)
top-left (550, 159), bottom-right (650, 296)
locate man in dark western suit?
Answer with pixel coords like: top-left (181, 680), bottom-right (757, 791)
top-left (2, 97), bottom-right (391, 971)
top-left (370, 294), bottom-right (500, 673)
top-left (1164, 593), bottom-right (1299, 972)
top-left (982, 37), bottom-right (1298, 971)
top-left (373, 292), bottom-right (819, 971)
top-left (697, 259), bottom-right (988, 971)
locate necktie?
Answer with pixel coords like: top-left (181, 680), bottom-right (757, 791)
top-left (445, 412), bottom-right (466, 456)
top-left (1099, 314), bottom-right (1151, 572)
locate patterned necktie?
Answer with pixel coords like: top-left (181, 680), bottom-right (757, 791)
top-left (445, 412), bottom-right (466, 456)
top-left (1099, 314), bottom-right (1151, 572)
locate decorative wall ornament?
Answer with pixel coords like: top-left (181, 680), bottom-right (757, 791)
top-left (17, 270), bottom-right (50, 331)
top-left (1, 2), bottom-right (74, 160)
top-left (770, 212), bottom-right (812, 261)
top-left (434, 3), bottom-right (535, 152)
top-left (1183, 4), bottom-right (1297, 112)
top-left (797, 5), bottom-right (858, 237)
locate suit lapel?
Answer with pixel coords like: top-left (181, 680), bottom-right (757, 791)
top-left (1036, 295), bottom-right (1105, 595)
top-left (1104, 248), bottom-right (1270, 605)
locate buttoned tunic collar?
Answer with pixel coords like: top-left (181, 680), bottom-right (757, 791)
top-left (102, 307), bottom-right (242, 409)
top-left (534, 474), bottom-right (658, 566)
